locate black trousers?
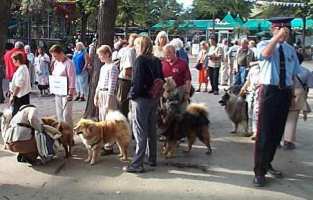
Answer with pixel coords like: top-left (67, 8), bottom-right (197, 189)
top-left (12, 93), bottom-right (30, 116)
top-left (254, 85), bottom-right (291, 176)
top-left (116, 78), bottom-right (132, 117)
top-left (208, 67), bottom-right (220, 92)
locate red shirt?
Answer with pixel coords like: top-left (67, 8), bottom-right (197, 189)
top-left (162, 57), bottom-right (191, 87)
top-left (4, 48), bottom-right (27, 81)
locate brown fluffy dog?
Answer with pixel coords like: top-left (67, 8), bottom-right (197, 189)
top-left (161, 103), bottom-right (211, 158)
top-left (41, 117), bottom-right (74, 158)
top-left (74, 111), bottom-right (131, 165)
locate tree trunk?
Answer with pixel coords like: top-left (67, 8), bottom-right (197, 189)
top-left (124, 24), bottom-right (128, 38)
top-left (80, 13), bottom-right (89, 44)
top-left (0, 0), bottom-right (11, 66)
top-left (83, 0), bottom-right (117, 119)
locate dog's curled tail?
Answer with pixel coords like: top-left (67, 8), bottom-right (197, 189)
top-left (106, 110), bottom-right (128, 122)
top-left (106, 110), bottom-right (131, 133)
top-left (186, 103), bottom-right (209, 117)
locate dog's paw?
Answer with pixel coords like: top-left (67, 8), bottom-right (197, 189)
top-left (230, 130), bottom-right (237, 134)
top-left (118, 153), bottom-right (123, 158)
top-left (84, 158), bottom-right (91, 163)
top-left (90, 160), bottom-right (96, 165)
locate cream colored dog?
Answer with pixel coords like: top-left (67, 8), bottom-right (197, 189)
top-left (74, 111), bottom-right (131, 165)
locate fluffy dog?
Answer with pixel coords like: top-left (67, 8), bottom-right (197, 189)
top-left (41, 117), bottom-right (74, 158)
top-left (160, 103), bottom-right (211, 158)
top-left (218, 91), bottom-right (249, 134)
top-left (162, 77), bottom-right (177, 99)
top-left (74, 111), bottom-right (130, 165)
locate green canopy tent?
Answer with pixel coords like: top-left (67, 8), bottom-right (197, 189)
top-left (222, 13), bottom-right (243, 28)
top-left (151, 20), bottom-right (211, 31)
top-left (151, 20), bottom-right (176, 30)
top-left (291, 18), bottom-right (313, 30)
top-left (243, 19), bottom-right (271, 31)
top-left (235, 15), bottom-right (244, 25)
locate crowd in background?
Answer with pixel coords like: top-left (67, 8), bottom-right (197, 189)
top-left (1, 26), bottom-right (313, 187)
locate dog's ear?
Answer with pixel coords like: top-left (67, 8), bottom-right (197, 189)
top-left (86, 123), bottom-right (94, 132)
top-left (41, 118), bottom-right (47, 124)
top-left (86, 124), bottom-right (98, 136)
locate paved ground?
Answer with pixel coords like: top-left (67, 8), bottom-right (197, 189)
top-left (0, 60), bottom-right (313, 200)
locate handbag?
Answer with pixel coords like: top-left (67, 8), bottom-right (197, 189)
top-left (195, 62), bottom-right (202, 70)
top-left (148, 65), bottom-right (164, 99)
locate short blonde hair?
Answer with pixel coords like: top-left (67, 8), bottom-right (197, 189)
top-left (241, 38), bottom-right (249, 45)
top-left (170, 38), bottom-right (184, 50)
top-left (76, 42), bottom-right (85, 51)
top-left (163, 44), bottom-right (176, 54)
top-left (136, 36), bottom-right (153, 56)
top-left (128, 33), bottom-right (138, 46)
top-left (249, 40), bottom-right (256, 47)
top-left (155, 31), bottom-right (169, 46)
top-left (200, 41), bottom-right (208, 48)
top-left (96, 45), bottom-right (112, 57)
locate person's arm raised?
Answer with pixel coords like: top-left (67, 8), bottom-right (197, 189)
top-left (262, 28), bottom-right (289, 58)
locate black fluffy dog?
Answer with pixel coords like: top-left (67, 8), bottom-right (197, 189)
top-left (159, 103), bottom-right (212, 158)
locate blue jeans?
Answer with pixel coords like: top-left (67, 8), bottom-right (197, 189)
top-left (75, 70), bottom-right (89, 96)
top-left (130, 98), bottom-right (158, 169)
top-left (234, 66), bottom-right (248, 86)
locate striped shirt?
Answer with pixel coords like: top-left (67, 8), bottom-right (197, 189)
top-left (96, 63), bottom-right (119, 96)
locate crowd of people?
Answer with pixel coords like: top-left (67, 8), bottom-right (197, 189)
top-left (1, 16), bottom-right (313, 188)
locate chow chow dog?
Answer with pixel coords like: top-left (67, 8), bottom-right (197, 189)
top-left (74, 111), bottom-right (131, 165)
top-left (160, 103), bottom-right (211, 158)
top-left (41, 117), bottom-right (74, 158)
top-left (218, 90), bottom-right (249, 135)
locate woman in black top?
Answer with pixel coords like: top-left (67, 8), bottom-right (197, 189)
top-left (123, 36), bottom-right (163, 173)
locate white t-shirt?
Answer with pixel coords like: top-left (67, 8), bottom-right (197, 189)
top-left (153, 45), bottom-right (165, 59)
top-left (53, 60), bottom-right (67, 76)
top-left (246, 65), bottom-right (260, 92)
top-left (117, 46), bottom-right (136, 80)
top-left (10, 64), bottom-right (31, 97)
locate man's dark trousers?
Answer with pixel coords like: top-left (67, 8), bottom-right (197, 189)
top-left (254, 85), bottom-right (292, 176)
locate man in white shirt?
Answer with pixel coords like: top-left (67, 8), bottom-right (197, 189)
top-left (116, 33), bottom-right (138, 117)
top-left (227, 40), bottom-right (240, 86)
top-left (220, 39), bottom-right (229, 86)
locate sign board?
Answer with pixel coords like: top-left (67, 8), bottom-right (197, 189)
top-left (49, 76), bottom-right (67, 96)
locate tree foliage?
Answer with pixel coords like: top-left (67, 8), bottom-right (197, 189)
top-left (192, 0), bottom-right (252, 19)
top-left (116, 0), bottom-right (183, 28)
top-left (20, 0), bottom-right (50, 14)
top-left (256, 0), bottom-right (313, 18)
top-left (76, 0), bottom-right (98, 16)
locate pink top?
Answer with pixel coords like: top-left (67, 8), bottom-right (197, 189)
top-left (52, 58), bottom-right (76, 90)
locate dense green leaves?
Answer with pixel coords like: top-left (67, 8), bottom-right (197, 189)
top-left (256, 0), bottom-right (313, 18)
top-left (192, 0), bottom-right (252, 19)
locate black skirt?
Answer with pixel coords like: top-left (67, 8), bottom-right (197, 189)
top-left (12, 93), bottom-right (30, 116)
